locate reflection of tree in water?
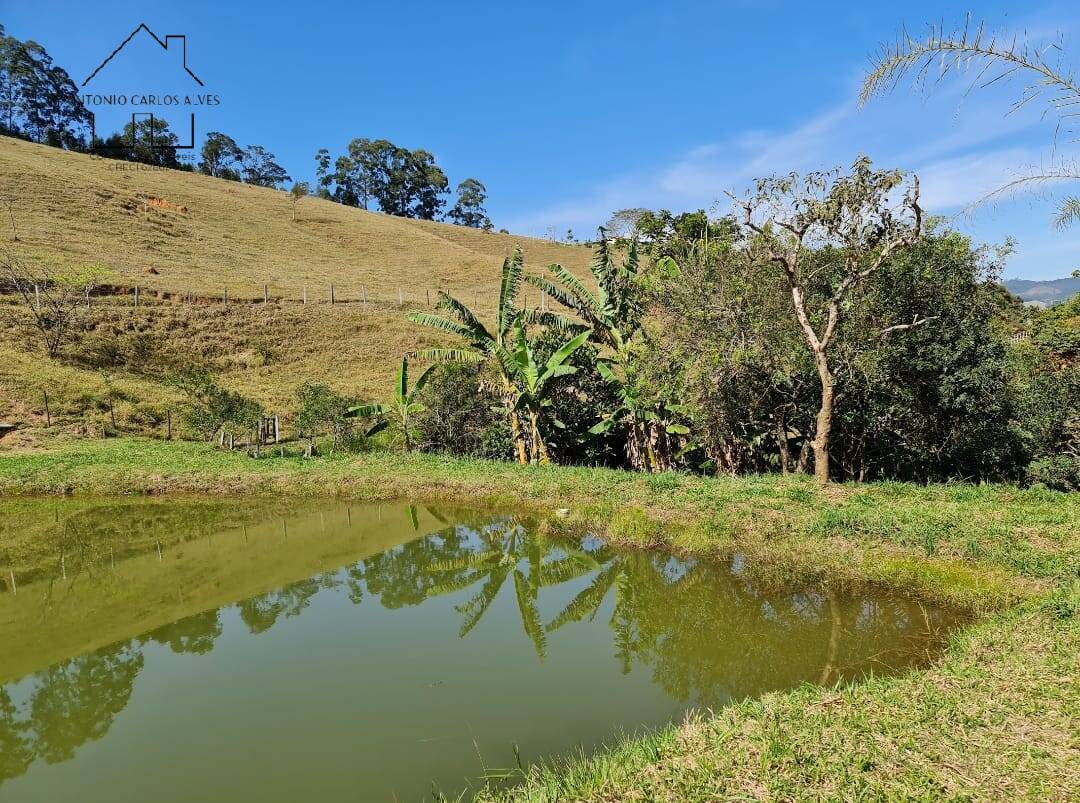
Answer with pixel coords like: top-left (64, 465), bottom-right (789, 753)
top-left (357, 525), bottom-right (474, 609)
top-left (0, 512), bottom-right (955, 785)
top-left (377, 525), bottom-right (952, 708)
top-left (371, 519), bottom-right (599, 659)
top-left (0, 572), bottom-right (343, 784)
top-left (238, 573), bottom-right (340, 635)
top-left (0, 639), bottom-right (143, 784)
top-left (148, 609), bottom-right (223, 655)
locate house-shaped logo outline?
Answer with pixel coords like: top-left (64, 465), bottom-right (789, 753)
top-left (83, 23), bottom-right (204, 151)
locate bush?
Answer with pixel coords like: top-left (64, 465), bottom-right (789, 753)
top-left (294, 382), bottom-right (365, 453)
top-left (414, 363), bottom-right (512, 460)
top-left (173, 370), bottom-right (262, 442)
top-left (1026, 454), bottom-right (1080, 492)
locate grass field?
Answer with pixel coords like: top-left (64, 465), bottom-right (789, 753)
top-left (0, 135), bottom-right (598, 431)
top-left (0, 135), bottom-right (591, 301)
top-left (0, 437), bottom-right (1077, 801)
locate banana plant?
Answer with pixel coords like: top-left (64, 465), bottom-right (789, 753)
top-left (407, 249), bottom-right (530, 463)
top-left (525, 233), bottom-right (685, 471)
top-left (505, 317), bottom-right (592, 463)
top-left (346, 355), bottom-right (433, 450)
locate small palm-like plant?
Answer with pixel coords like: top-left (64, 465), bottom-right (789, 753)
top-left (408, 249), bottom-right (530, 462)
top-left (347, 356), bottom-right (433, 450)
top-left (505, 318), bottom-right (592, 463)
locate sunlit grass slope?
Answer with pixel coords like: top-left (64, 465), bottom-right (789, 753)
top-left (0, 135), bottom-right (591, 300)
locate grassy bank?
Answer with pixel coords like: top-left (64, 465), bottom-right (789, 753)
top-left (1, 436), bottom-right (1077, 800)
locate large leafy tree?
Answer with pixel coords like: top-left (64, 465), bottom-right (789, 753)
top-left (408, 249), bottom-right (590, 463)
top-left (198, 131), bottom-right (244, 180)
top-left (731, 157), bottom-right (924, 484)
top-left (94, 117), bottom-right (181, 167)
top-left (241, 144), bottom-right (290, 188)
top-left (446, 178), bottom-right (493, 229)
top-left (526, 235), bottom-right (687, 471)
top-left (408, 249), bottom-right (529, 462)
top-left (315, 138), bottom-right (451, 219)
top-left (0, 25), bottom-right (90, 148)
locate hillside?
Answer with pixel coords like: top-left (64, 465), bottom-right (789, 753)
top-left (0, 135), bottom-right (591, 302)
top-left (1004, 276), bottom-right (1080, 307)
top-left (0, 136), bottom-right (595, 435)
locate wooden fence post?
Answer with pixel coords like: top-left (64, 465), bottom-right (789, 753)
top-left (224, 288), bottom-right (229, 304)
top-left (426, 288), bottom-right (430, 305)
top-left (330, 284), bottom-right (335, 305)
top-left (166, 409), bottom-right (172, 440)
top-left (398, 288), bottom-right (403, 306)
top-left (273, 415), bottom-right (280, 444)
top-left (134, 285), bottom-right (140, 307)
top-left (43, 390), bottom-right (51, 427)
top-left (264, 284), bottom-right (269, 304)
top-left (34, 284), bottom-right (40, 312)
top-left (303, 285), bottom-right (307, 305)
top-left (362, 285), bottom-right (368, 309)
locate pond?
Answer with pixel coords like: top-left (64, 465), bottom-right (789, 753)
top-left (0, 498), bottom-right (967, 801)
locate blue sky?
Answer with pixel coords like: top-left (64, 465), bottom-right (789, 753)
top-left (6, 0), bottom-right (1080, 279)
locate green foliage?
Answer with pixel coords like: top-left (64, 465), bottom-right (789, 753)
top-left (316, 138), bottom-right (450, 219)
top-left (0, 25), bottom-right (91, 149)
top-left (414, 362), bottom-right (512, 460)
top-left (348, 356), bottom-right (433, 449)
top-left (446, 178), bottom-right (492, 229)
top-left (240, 145), bottom-right (290, 188)
top-left (94, 117), bottom-right (182, 168)
top-left (174, 371), bottom-right (262, 442)
top-left (295, 382), bottom-right (362, 451)
top-left (197, 132), bottom-right (244, 180)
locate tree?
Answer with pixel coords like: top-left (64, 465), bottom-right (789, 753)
top-left (0, 252), bottom-right (107, 357)
top-left (402, 148), bottom-right (448, 220)
top-left (861, 19), bottom-right (1080, 227)
top-left (95, 117), bottom-right (180, 167)
top-left (198, 132), bottom-right (244, 180)
top-left (730, 157), bottom-right (923, 484)
top-left (604, 208), bottom-right (649, 240)
top-left (446, 178), bottom-right (492, 229)
top-left (174, 370), bottom-right (263, 445)
top-left (314, 147), bottom-right (332, 191)
top-left (408, 249), bottom-right (530, 463)
top-left (241, 145), bottom-right (290, 188)
top-left (347, 356), bottom-right (434, 450)
top-left (317, 138), bottom-right (452, 219)
top-left (526, 236), bottom-right (684, 471)
top-left (0, 26), bottom-right (90, 148)
top-left (289, 181), bottom-right (310, 221)
top-left (504, 319), bottom-right (592, 463)
top-left (294, 382), bottom-right (359, 454)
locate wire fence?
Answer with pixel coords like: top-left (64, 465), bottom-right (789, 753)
top-left (72, 282), bottom-right (553, 314)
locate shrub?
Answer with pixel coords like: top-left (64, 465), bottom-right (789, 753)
top-left (414, 363), bottom-right (511, 460)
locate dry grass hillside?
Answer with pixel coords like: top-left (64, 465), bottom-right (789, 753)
top-left (0, 136), bottom-right (599, 438)
top-left (0, 135), bottom-right (590, 301)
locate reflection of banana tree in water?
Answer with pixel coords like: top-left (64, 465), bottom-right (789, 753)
top-left (426, 521), bottom-right (598, 660)
top-left (544, 547), bottom-right (652, 672)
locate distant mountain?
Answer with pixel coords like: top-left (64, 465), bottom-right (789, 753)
top-left (1004, 276), bottom-right (1080, 306)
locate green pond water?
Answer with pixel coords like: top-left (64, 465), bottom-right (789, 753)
top-left (0, 498), bottom-right (967, 802)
